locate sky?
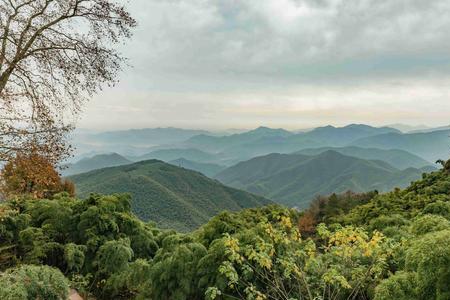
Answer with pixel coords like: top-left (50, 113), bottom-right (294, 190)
top-left (78, 0), bottom-right (450, 130)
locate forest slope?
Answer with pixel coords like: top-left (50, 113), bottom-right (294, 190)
top-left (71, 160), bottom-right (272, 231)
top-left (216, 150), bottom-right (432, 207)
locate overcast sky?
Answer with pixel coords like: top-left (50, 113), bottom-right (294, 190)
top-left (79, 0), bottom-right (450, 130)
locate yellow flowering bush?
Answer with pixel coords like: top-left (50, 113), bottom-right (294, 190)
top-left (207, 216), bottom-right (394, 300)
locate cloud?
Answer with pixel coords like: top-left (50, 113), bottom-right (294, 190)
top-left (78, 0), bottom-right (450, 129)
top-left (122, 0), bottom-right (450, 85)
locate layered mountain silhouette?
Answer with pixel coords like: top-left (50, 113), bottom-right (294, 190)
top-left (294, 146), bottom-right (431, 170)
top-left (350, 130), bottom-right (450, 162)
top-left (183, 125), bottom-right (407, 165)
top-left (215, 151), bottom-right (434, 207)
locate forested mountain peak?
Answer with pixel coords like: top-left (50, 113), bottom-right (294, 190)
top-left (70, 159), bottom-right (272, 231)
top-left (216, 150), bottom-right (429, 207)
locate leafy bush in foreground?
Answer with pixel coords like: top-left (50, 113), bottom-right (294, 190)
top-left (0, 265), bottom-right (69, 300)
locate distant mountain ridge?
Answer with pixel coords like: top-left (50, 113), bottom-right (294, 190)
top-left (62, 153), bottom-right (132, 176)
top-left (300, 124), bottom-right (401, 146)
top-left (351, 129), bottom-right (450, 162)
top-left (132, 148), bottom-right (219, 164)
top-left (185, 124), bottom-right (398, 151)
top-left (71, 160), bottom-right (272, 231)
top-left (216, 150), bottom-right (432, 207)
top-left (185, 126), bottom-right (293, 152)
top-left (69, 124), bottom-right (448, 173)
top-left (168, 158), bottom-right (226, 177)
top-left (71, 127), bottom-right (213, 158)
top-left (386, 123), bottom-right (430, 133)
top-left (409, 125), bottom-right (450, 133)
top-left (183, 124), bottom-right (402, 165)
top-left (93, 127), bottom-right (211, 146)
top-left (294, 146), bottom-right (432, 170)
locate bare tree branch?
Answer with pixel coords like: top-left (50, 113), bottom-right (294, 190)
top-left (0, 0), bottom-right (136, 162)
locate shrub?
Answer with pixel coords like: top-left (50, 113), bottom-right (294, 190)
top-left (0, 265), bottom-right (69, 300)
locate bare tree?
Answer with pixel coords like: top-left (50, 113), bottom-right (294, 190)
top-left (0, 0), bottom-right (136, 162)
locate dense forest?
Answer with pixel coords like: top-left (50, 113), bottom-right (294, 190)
top-left (70, 159), bottom-right (272, 231)
top-left (1, 161), bottom-right (450, 299)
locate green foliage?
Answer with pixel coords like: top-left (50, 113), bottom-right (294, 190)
top-left (0, 193), bottom-right (160, 299)
top-left (71, 159), bottom-right (271, 231)
top-left (405, 230), bottom-right (450, 299)
top-left (300, 191), bottom-right (378, 228)
top-left (95, 238), bottom-right (134, 275)
top-left (1, 166), bottom-right (450, 300)
top-left (199, 217), bottom-right (393, 300)
top-left (64, 243), bottom-right (86, 272)
top-left (374, 271), bottom-right (418, 300)
top-left (345, 167), bottom-right (450, 300)
top-left (422, 200), bottom-right (450, 218)
top-left (343, 169), bottom-right (450, 228)
top-left (410, 214), bottom-right (450, 236)
top-left (139, 234), bottom-right (208, 300)
top-left (0, 265), bottom-right (69, 300)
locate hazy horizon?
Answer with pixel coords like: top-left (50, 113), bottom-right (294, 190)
top-left (75, 122), bottom-right (448, 133)
top-left (78, 0), bottom-right (450, 130)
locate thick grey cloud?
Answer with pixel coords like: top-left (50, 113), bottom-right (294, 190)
top-left (79, 0), bottom-right (450, 129)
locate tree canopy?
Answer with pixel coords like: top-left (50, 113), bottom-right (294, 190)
top-left (0, 149), bottom-right (74, 199)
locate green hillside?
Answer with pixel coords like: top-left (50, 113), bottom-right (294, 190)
top-left (294, 146), bottom-right (432, 169)
top-left (216, 150), bottom-right (430, 207)
top-left (168, 158), bottom-right (226, 177)
top-left (342, 163), bottom-right (450, 226)
top-left (62, 153), bottom-right (132, 176)
top-left (70, 160), bottom-right (271, 231)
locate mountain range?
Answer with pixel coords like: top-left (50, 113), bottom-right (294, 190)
top-left (294, 146), bottom-right (431, 170)
top-left (63, 123), bottom-right (450, 231)
top-left (215, 150), bottom-right (434, 207)
top-left (350, 129), bottom-right (450, 162)
top-left (181, 124), bottom-right (408, 165)
top-left (71, 124), bottom-right (449, 168)
top-left (70, 160), bottom-right (272, 231)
